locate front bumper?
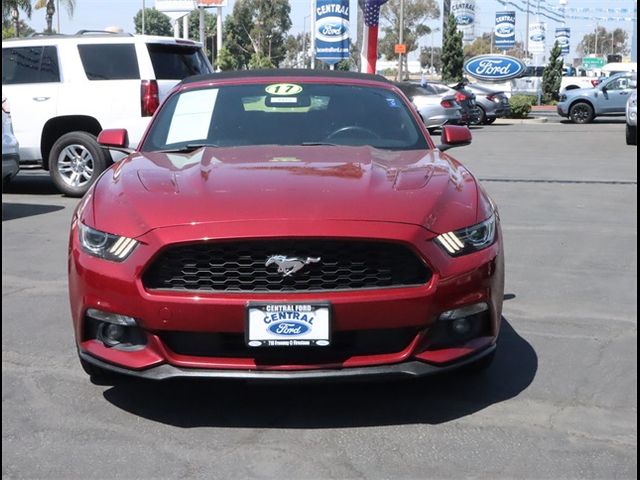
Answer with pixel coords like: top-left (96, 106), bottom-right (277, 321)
top-left (70, 220), bottom-right (504, 380)
top-left (557, 103), bottom-right (570, 117)
top-left (2, 153), bottom-right (19, 181)
top-left (80, 343), bottom-right (497, 381)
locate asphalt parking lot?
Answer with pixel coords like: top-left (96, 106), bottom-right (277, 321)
top-left (2, 120), bottom-right (637, 479)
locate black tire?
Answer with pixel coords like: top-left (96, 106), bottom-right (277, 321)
top-left (626, 124), bottom-right (637, 145)
top-left (472, 106), bottom-right (486, 125)
top-left (483, 116), bottom-right (496, 125)
top-left (569, 102), bottom-right (595, 124)
top-left (49, 131), bottom-right (108, 197)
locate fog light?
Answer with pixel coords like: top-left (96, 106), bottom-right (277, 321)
top-left (451, 318), bottom-right (472, 336)
top-left (87, 308), bottom-right (137, 326)
top-left (99, 323), bottom-right (125, 347)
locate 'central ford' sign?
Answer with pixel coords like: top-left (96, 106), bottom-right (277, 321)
top-left (464, 55), bottom-right (526, 82)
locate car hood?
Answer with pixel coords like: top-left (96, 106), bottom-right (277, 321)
top-left (87, 145), bottom-right (484, 238)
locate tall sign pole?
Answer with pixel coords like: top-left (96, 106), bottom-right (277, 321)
top-left (398, 0), bottom-right (404, 81)
top-left (311, 0), bottom-right (316, 69)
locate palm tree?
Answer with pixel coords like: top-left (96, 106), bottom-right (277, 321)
top-left (35, 0), bottom-right (76, 34)
top-left (2, 0), bottom-right (33, 36)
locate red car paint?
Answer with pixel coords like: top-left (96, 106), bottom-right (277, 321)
top-left (70, 71), bottom-right (504, 380)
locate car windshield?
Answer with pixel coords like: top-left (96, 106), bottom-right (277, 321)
top-left (142, 82), bottom-right (428, 151)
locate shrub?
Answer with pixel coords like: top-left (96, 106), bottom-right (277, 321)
top-left (508, 95), bottom-right (535, 118)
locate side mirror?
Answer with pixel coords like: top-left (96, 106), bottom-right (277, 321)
top-left (97, 129), bottom-right (133, 153)
top-left (438, 125), bottom-right (472, 151)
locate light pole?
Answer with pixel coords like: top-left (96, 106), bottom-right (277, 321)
top-left (303, 15), bottom-right (311, 68)
top-left (430, 27), bottom-right (440, 71)
top-left (398, 0), bottom-right (405, 80)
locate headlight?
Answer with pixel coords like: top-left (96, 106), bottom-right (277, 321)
top-left (435, 215), bottom-right (496, 256)
top-left (559, 94), bottom-right (567, 102)
top-left (630, 97), bottom-right (637, 108)
top-left (79, 223), bottom-right (138, 261)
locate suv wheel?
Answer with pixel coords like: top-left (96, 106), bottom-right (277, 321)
top-left (626, 124), bottom-right (637, 145)
top-left (49, 131), bottom-right (107, 197)
top-left (569, 102), bottom-right (594, 124)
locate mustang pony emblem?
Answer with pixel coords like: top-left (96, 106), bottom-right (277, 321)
top-left (265, 255), bottom-right (321, 277)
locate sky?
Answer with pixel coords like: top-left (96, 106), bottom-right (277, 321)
top-left (22, 0), bottom-right (637, 62)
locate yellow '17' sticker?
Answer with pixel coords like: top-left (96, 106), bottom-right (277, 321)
top-left (265, 83), bottom-right (303, 95)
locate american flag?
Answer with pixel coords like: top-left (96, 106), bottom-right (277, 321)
top-left (361, 0), bottom-right (388, 27)
top-left (359, 0), bottom-right (389, 73)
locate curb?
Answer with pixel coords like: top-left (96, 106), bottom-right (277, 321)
top-left (493, 117), bottom-right (549, 125)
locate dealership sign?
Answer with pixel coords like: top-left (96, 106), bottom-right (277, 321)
top-left (315, 0), bottom-right (350, 65)
top-left (464, 55), bottom-right (526, 81)
top-left (494, 11), bottom-right (516, 49)
top-left (555, 27), bottom-right (570, 55)
top-left (451, 0), bottom-right (476, 43)
top-left (529, 22), bottom-right (546, 54)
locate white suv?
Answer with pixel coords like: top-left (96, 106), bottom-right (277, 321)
top-left (2, 31), bottom-right (213, 196)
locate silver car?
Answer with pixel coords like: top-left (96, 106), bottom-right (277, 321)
top-left (557, 72), bottom-right (637, 124)
top-left (394, 82), bottom-right (462, 130)
top-left (627, 90), bottom-right (637, 145)
top-left (2, 97), bottom-right (19, 183)
top-left (466, 84), bottom-right (511, 125)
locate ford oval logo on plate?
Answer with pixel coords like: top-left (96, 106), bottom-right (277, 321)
top-left (464, 55), bottom-right (526, 82)
top-left (268, 321), bottom-right (310, 336)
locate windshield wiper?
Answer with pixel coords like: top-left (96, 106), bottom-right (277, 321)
top-left (156, 143), bottom-right (219, 153)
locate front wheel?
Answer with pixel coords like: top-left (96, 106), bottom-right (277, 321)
top-left (483, 116), bottom-right (496, 125)
top-left (49, 131), bottom-right (108, 197)
top-left (626, 124), bottom-right (637, 145)
top-left (569, 102), bottom-right (595, 124)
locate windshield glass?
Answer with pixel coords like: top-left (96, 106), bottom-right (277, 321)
top-left (142, 82), bottom-right (428, 151)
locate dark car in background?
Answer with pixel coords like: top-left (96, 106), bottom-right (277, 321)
top-left (420, 81), bottom-right (480, 126)
top-left (394, 82), bottom-right (463, 131)
top-left (431, 81), bottom-right (481, 125)
top-left (465, 84), bottom-right (511, 124)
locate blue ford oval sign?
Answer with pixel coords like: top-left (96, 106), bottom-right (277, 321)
top-left (464, 55), bottom-right (526, 82)
top-left (268, 321), bottom-right (310, 336)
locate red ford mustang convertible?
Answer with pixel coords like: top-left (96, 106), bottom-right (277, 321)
top-left (69, 70), bottom-right (504, 381)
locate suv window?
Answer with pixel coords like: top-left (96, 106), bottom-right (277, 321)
top-left (147, 44), bottom-right (211, 80)
top-left (78, 44), bottom-right (140, 80)
top-left (2, 46), bottom-right (60, 84)
top-left (524, 66), bottom-right (545, 77)
top-left (605, 75), bottom-right (634, 91)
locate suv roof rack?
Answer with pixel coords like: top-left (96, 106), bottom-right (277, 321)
top-left (75, 30), bottom-right (133, 36)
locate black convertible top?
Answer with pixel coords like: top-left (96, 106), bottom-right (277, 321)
top-left (181, 69), bottom-right (392, 85)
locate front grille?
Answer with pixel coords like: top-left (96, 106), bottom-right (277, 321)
top-left (158, 327), bottom-right (420, 363)
top-left (143, 240), bottom-right (431, 292)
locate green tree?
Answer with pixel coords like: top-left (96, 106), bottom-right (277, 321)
top-left (223, 0), bottom-right (292, 69)
top-left (463, 32), bottom-right (491, 59)
top-left (188, 8), bottom-right (217, 57)
top-left (378, 0), bottom-right (440, 79)
top-left (134, 8), bottom-right (172, 36)
top-left (216, 46), bottom-right (238, 70)
top-left (419, 46), bottom-right (441, 70)
top-left (283, 32), bottom-right (310, 68)
top-left (577, 27), bottom-right (629, 57)
top-left (2, 18), bottom-right (35, 39)
top-left (441, 13), bottom-right (464, 83)
top-left (542, 41), bottom-right (563, 103)
top-left (2, 0), bottom-right (33, 37)
top-left (35, 0), bottom-right (75, 34)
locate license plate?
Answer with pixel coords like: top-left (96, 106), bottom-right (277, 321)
top-left (246, 303), bottom-right (331, 347)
